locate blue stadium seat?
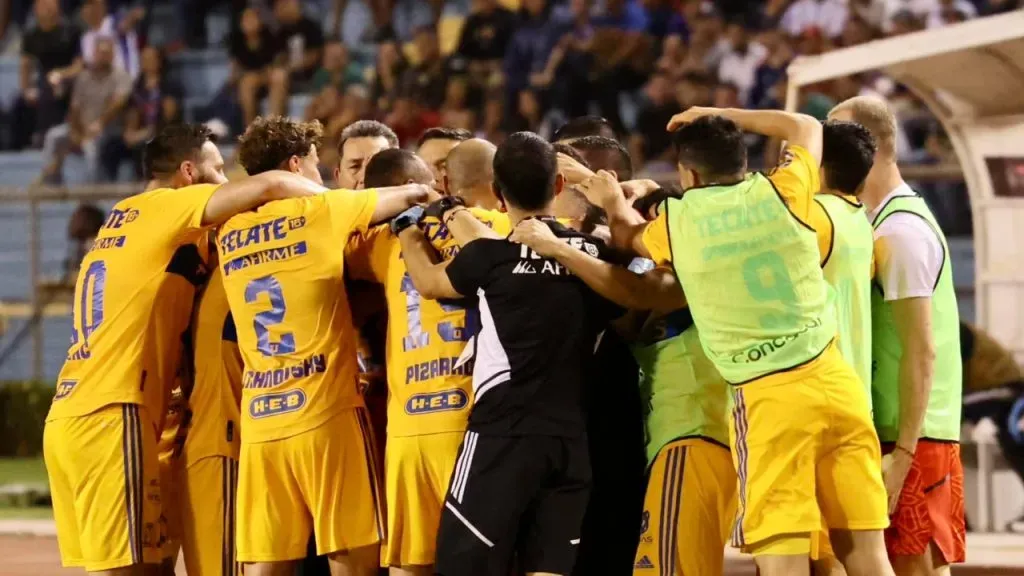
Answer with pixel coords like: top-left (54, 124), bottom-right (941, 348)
top-left (0, 56), bottom-right (19, 109)
top-left (0, 151), bottom-right (45, 187)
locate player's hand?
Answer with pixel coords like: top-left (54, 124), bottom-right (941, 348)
top-left (578, 170), bottom-right (624, 210)
top-left (510, 218), bottom-right (561, 257)
top-left (666, 106), bottom-right (722, 131)
top-left (882, 449), bottom-right (914, 515)
top-left (557, 152), bottom-right (594, 185)
top-left (620, 179), bottom-right (660, 201)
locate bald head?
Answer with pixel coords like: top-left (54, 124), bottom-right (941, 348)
top-left (829, 96), bottom-right (898, 161)
top-left (445, 138), bottom-right (500, 210)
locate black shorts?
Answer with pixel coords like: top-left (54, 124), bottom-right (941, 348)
top-left (435, 432), bottom-right (591, 576)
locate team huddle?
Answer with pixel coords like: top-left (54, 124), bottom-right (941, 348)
top-left (42, 95), bottom-right (965, 576)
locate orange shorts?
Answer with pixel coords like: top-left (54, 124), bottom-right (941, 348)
top-left (883, 441), bottom-right (965, 563)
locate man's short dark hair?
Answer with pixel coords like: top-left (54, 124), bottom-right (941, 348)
top-left (822, 120), bottom-right (877, 196)
top-left (570, 135), bottom-right (633, 181)
top-left (633, 184), bottom-right (683, 219)
top-left (143, 123), bottom-right (214, 179)
top-left (552, 116), bottom-right (616, 143)
top-left (552, 142), bottom-right (590, 169)
top-left (417, 127), bottom-right (472, 148)
top-left (337, 120), bottom-right (399, 156)
top-left (494, 132), bottom-right (558, 211)
top-left (238, 116), bottom-right (323, 175)
top-left (363, 148), bottom-right (431, 188)
top-left (672, 115), bottom-right (747, 182)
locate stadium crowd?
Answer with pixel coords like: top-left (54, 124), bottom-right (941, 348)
top-left (0, 0), bottom-right (1016, 235)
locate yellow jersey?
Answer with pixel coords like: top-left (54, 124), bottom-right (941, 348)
top-left (49, 184), bottom-right (220, 431)
top-left (217, 189), bottom-right (378, 443)
top-left (345, 208), bottom-right (512, 437)
top-left (183, 267), bottom-right (243, 464)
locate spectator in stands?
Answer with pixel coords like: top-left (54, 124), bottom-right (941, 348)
top-left (180, 0), bottom-right (245, 48)
top-left (267, 0), bottom-right (325, 118)
top-left (586, 0), bottom-right (655, 133)
top-left (231, 6), bottom-right (279, 128)
top-left (370, 39), bottom-right (409, 114)
top-left (476, 89), bottom-right (507, 145)
top-left (100, 45), bottom-right (181, 181)
top-left (503, 0), bottom-right (559, 117)
top-left (454, 0), bottom-right (516, 83)
top-left (439, 76), bottom-right (477, 133)
top-left (780, 0), bottom-right (850, 39)
top-left (401, 25), bottom-right (449, 111)
top-left (304, 40), bottom-right (366, 123)
top-left (982, 0), bottom-right (1022, 15)
top-left (385, 89), bottom-right (441, 148)
top-left (79, 0), bottom-right (143, 79)
top-left (673, 71), bottom-right (714, 110)
top-left (629, 71), bottom-right (676, 169)
top-left (925, 0), bottom-right (977, 27)
top-left (716, 21), bottom-right (768, 106)
top-left (338, 0), bottom-right (446, 43)
top-left (12, 0), bottom-right (82, 150)
top-left (749, 28), bottom-right (793, 107)
top-left (39, 35), bottom-right (132, 184)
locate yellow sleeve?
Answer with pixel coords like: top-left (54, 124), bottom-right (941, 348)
top-left (767, 145), bottom-right (820, 224)
top-left (473, 208), bottom-right (513, 236)
top-left (142, 183), bottom-right (220, 234)
top-left (809, 198), bottom-right (834, 267)
top-left (325, 188), bottom-right (379, 239)
top-left (640, 210), bottom-right (672, 266)
top-left (344, 225), bottom-right (391, 283)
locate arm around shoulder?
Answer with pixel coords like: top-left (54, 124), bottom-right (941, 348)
top-left (201, 171), bottom-right (326, 227)
top-left (396, 226), bottom-right (463, 300)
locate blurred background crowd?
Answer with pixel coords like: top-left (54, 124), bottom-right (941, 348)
top-left (1, 0), bottom-right (1019, 227)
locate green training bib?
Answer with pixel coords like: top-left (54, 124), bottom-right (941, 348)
top-left (817, 194), bottom-right (874, 398)
top-left (871, 194), bottom-right (962, 442)
top-left (665, 173), bottom-right (836, 384)
top-left (633, 308), bottom-right (730, 467)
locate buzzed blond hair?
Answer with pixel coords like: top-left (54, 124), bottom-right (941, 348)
top-left (829, 95), bottom-right (898, 160)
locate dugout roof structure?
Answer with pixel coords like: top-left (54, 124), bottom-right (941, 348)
top-left (785, 11), bottom-right (1024, 361)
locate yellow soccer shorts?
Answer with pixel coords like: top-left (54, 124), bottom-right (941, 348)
top-left (633, 437), bottom-right (737, 576)
top-left (729, 344), bottom-right (889, 554)
top-left (44, 403), bottom-right (162, 571)
top-left (237, 407), bottom-right (385, 562)
top-left (181, 455), bottom-right (240, 576)
top-left (157, 448), bottom-right (183, 563)
top-left (383, 431), bottom-right (464, 567)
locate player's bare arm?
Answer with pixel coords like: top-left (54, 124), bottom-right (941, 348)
top-left (445, 209), bottom-right (503, 244)
top-left (510, 219), bottom-right (684, 312)
top-left (887, 296), bottom-right (935, 511)
top-left (580, 171), bottom-right (651, 257)
top-left (201, 170), bottom-right (327, 226)
top-left (667, 107), bottom-right (823, 164)
top-left (396, 225), bottom-right (463, 300)
top-left (369, 182), bottom-right (436, 225)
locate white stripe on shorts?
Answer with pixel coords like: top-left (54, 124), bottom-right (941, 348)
top-left (450, 431), bottom-right (478, 503)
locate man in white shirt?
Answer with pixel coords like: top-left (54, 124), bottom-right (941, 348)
top-left (781, 0), bottom-right (850, 38)
top-left (829, 95), bottom-right (965, 576)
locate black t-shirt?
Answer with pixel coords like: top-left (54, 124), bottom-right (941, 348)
top-left (275, 16), bottom-right (325, 73)
top-left (445, 218), bottom-right (625, 437)
top-left (455, 7), bottom-right (517, 61)
top-left (228, 28), bottom-right (279, 71)
top-left (22, 20), bottom-right (81, 74)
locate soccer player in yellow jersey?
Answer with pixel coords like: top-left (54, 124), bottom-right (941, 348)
top-left (179, 257), bottom-right (244, 576)
top-left (223, 116), bottom-right (433, 576)
top-left (599, 107), bottom-right (893, 576)
top-left (43, 123), bottom-right (328, 576)
top-left (345, 145), bottom-right (510, 576)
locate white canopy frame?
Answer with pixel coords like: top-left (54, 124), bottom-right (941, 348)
top-left (785, 11), bottom-right (1024, 360)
